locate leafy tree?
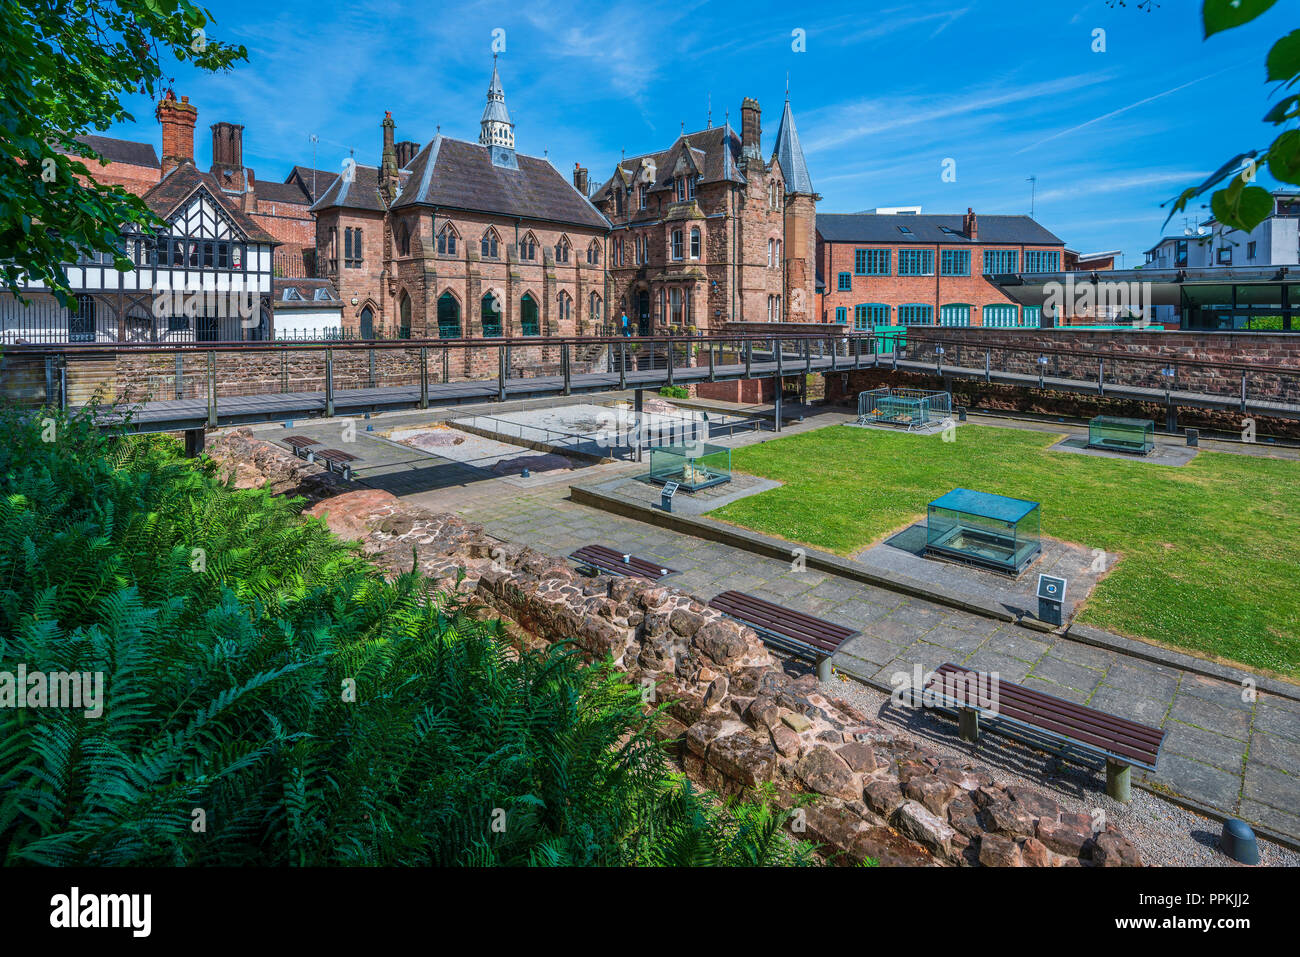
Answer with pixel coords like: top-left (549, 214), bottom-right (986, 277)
top-left (1166, 0), bottom-right (1299, 231)
top-left (0, 0), bottom-right (246, 302)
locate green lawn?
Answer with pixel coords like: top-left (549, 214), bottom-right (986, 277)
top-left (710, 425), bottom-right (1300, 679)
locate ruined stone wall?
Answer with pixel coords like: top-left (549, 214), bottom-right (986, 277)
top-left (204, 429), bottom-right (1144, 868)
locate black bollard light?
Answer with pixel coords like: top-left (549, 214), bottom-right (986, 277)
top-left (1220, 819), bottom-right (1259, 865)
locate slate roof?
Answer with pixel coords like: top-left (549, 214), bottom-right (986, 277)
top-left (143, 162), bottom-right (277, 244)
top-left (63, 133), bottom-right (160, 169)
top-left (771, 99), bottom-right (814, 195)
top-left (309, 163), bottom-right (387, 213)
top-left (254, 179), bottom-right (312, 205)
top-left (389, 135), bottom-right (609, 229)
top-left (817, 213), bottom-right (1064, 246)
top-left (273, 277), bottom-right (341, 308)
top-left (287, 166), bottom-right (340, 204)
top-left (593, 125), bottom-right (747, 203)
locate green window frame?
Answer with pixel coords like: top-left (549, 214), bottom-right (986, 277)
top-left (520, 294), bottom-right (540, 336)
top-left (940, 249), bottom-right (970, 276)
top-left (898, 303), bottom-right (933, 325)
top-left (854, 303), bottom-right (889, 330)
top-left (983, 249), bottom-right (1018, 274)
top-left (1022, 250), bottom-right (1060, 273)
top-left (898, 249), bottom-right (934, 276)
top-left (855, 248), bottom-right (890, 276)
top-left (1022, 305), bottom-right (1042, 327)
top-left (982, 303), bottom-right (1020, 327)
top-left (939, 303), bottom-right (971, 327)
top-left (838, 272), bottom-right (852, 291)
top-left (834, 306), bottom-right (847, 324)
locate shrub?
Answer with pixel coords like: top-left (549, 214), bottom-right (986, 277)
top-left (659, 385), bottom-right (689, 399)
top-left (0, 408), bottom-right (812, 866)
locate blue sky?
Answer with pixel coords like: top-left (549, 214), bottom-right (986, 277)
top-left (104, 0), bottom-right (1294, 262)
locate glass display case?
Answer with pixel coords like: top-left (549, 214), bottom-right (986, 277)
top-left (647, 443), bottom-right (732, 491)
top-left (857, 388), bottom-right (953, 430)
top-left (925, 488), bottom-right (1041, 575)
top-left (1087, 415), bottom-right (1155, 455)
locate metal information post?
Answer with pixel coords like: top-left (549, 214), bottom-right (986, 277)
top-left (661, 481), bottom-right (679, 513)
top-left (1036, 574), bottom-right (1067, 626)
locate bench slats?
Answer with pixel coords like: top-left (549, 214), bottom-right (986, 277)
top-left (282, 435), bottom-right (321, 450)
top-left (927, 663), bottom-right (1164, 770)
top-left (569, 545), bottom-right (676, 581)
top-left (708, 590), bottom-right (857, 657)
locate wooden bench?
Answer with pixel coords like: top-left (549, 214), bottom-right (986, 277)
top-left (283, 435), bottom-right (322, 462)
top-left (569, 545), bottom-right (676, 581)
top-left (707, 590), bottom-right (858, 679)
top-left (924, 662), bottom-right (1165, 801)
top-left (315, 448), bottom-right (360, 481)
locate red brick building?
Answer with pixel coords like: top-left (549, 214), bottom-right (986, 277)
top-left (591, 95), bottom-right (818, 334)
top-left (310, 59), bottom-right (609, 341)
top-left (817, 209), bottom-right (1066, 329)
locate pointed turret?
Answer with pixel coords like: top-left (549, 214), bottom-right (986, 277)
top-left (479, 55), bottom-right (514, 149)
top-left (772, 96), bottom-right (813, 196)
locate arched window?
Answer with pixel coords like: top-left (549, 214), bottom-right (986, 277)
top-left (520, 293), bottom-right (540, 336)
top-left (437, 292), bottom-right (461, 339)
top-left (481, 228), bottom-right (500, 259)
top-left (436, 223), bottom-right (457, 256)
top-left (587, 241), bottom-right (600, 265)
top-left (520, 233), bottom-right (538, 261)
top-left (557, 291), bottom-right (572, 325)
top-left (481, 291), bottom-right (503, 337)
top-left (555, 235), bottom-right (571, 264)
top-left (359, 305), bottom-right (375, 340)
top-left (690, 227), bottom-right (701, 259)
top-left (395, 221), bottom-right (411, 257)
top-left (398, 291), bottom-right (412, 339)
top-left (589, 292), bottom-right (602, 323)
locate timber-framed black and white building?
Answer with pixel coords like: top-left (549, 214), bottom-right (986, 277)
top-left (0, 162), bottom-right (277, 344)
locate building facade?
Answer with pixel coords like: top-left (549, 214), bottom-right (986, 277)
top-left (591, 96), bottom-right (818, 334)
top-left (816, 209), bottom-right (1067, 329)
top-left (311, 60), bottom-right (610, 341)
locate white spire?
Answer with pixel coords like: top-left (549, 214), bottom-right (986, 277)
top-left (480, 55), bottom-right (514, 149)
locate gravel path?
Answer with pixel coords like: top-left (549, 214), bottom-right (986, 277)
top-left (804, 660), bottom-right (1300, 867)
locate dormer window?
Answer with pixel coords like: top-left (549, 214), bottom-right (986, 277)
top-left (314, 287), bottom-right (331, 301)
top-left (639, 185), bottom-right (647, 209)
top-left (687, 176), bottom-right (696, 200)
top-left (282, 288), bottom-right (302, 302)
top-left (675, 177), bottom-right (686, 202)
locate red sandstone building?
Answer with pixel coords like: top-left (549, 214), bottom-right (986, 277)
top-left (816, 210), bottom-right (1066, 329)
top-left (592, 96), bottom-right (818, 334)
top-left (310, 60), bottom-right (609, 340)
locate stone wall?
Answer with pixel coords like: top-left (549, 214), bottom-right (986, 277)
top-left (204, 428), bottom-right (1144, 867)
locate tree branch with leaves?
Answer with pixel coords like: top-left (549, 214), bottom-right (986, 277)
top-left (0, 0), bottom-right (246, 302)
top-left (1165, 0), bottom-right (1299, 231)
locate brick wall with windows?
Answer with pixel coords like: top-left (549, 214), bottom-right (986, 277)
top-left (817, 237), bottom-right (1064, 327)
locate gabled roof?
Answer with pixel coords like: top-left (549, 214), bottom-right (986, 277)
top-left (255, 179), bottom-right (312, 205)
top-left (771, 98), bottom-right (814, 195)
top-left (63, 133), bottom-right (160, 169)
top-left (143, 162), bottom-right (277, 243)
top-left (817, 213), bottom-right (1064, 246)
top-left (287, 166), bottom-right (340, 204)
top-left (390, 135), bottom-right (608, 230)
top-left (593, 125), bottom-right (746, 203)
top-left (309, 163), bottom-right (387, 213)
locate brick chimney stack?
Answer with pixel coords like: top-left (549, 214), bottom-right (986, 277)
top-left (394, 140), bottom-right (420, 169)
top-left (963, 207), bottom-right (978, 240)
top-left (573, 163), bottom-right (589, 195)
top-left (156, 91), bottom-right (197, 177)
top-left (740, 97), bottom-right (762, 163)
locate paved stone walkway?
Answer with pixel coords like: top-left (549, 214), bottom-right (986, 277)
top-left (248, 405), bottom-right (1300, 845)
